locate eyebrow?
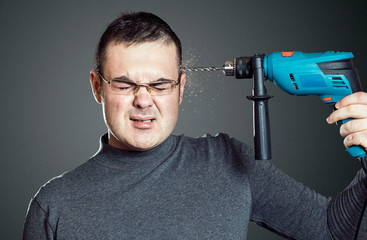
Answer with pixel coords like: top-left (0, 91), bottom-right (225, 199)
top-left (111, 75), bottom-right (177, 83)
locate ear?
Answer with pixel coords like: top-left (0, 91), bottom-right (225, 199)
top-left (90, 70), bottom-right (103, 104)
top-left (178, 72), bottom-right (186, 105)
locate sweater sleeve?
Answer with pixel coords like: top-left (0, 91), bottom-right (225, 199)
top-left (23, 198), bottom-right (56, 240)
top-left (327, 169), bottom-right (367, 240)
top-left (248, 159), bottom-right (367, 239)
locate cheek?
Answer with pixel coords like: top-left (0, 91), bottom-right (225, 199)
top-left (155, 96), bottom-right (180, 118)
top-left (103, 95), bottom-right (130, 121)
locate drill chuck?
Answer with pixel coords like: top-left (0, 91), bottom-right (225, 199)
top-left (223, 57), bottom-right (253, 78)
top-left (223, 61), bottom-right (235, 76)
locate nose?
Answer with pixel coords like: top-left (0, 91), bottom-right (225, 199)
top-left (133, 85), bottom-right (153, 109)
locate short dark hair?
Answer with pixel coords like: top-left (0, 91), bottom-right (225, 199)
top-left (95, 12), bottom-right (182, 74)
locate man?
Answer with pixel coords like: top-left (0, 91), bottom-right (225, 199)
top-left (23, 12), bottom-right (367, 239)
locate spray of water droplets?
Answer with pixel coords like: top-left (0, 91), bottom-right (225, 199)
top-left (179, 48), bottom-right (228, 118)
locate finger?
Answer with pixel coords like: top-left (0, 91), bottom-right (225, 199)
top-left (326, 104), bottom-right (367, 124)
top-left (343, 131), bottom-right (367, 150)
top-left (339, 119), bottom-right (367, 138)
top-left (335, 91), bottom-right (367, 109)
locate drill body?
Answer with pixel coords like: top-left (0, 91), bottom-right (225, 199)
top-left (264, 51), bottom-right (362, 104)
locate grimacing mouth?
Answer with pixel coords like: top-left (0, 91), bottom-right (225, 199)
top-left (130, 117), bottom-right (155, 123)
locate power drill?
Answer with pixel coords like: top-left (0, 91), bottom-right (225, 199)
top-left (222, 51), bottom-right (367, 170)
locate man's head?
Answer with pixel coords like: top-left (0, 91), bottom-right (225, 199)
top-left (90, 12), bottom-right (186, 151)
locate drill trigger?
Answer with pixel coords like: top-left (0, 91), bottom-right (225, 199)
top-left (326, 102), bottom-right (342, 126)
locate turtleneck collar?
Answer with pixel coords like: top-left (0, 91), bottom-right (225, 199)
top-left (91, 133), bottom-right (177, 170)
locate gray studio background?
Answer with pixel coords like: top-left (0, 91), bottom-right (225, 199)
top-left (1, 0), bottom-right (366, 239)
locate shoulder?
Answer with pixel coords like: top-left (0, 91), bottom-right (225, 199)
top-left (174, 133), bottom-right (255, 168)
top-left (32, 159), bottom-right (95, 205)
top-left (176, 133), bottom-right (253, 153)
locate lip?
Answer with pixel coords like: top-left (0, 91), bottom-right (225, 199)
top-left (130, 116), bottom-right (156, 129)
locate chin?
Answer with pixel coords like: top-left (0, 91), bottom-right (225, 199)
top-left (121, 133), bottom-right (159, 151)
top-left (127, 142), bottom-right (157, 151)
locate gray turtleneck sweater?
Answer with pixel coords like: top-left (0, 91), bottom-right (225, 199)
top-left (23, 133), bottom-right (367, 239)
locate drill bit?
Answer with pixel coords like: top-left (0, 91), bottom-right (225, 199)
top-left (182, 61), bottom-right (235, 76)
top-left (181, 67), bottom-right (223, 72)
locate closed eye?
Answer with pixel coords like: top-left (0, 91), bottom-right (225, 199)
top-left (111, 80), bottom-right (135, 90)
top-left (149, 82), bottom-right (172, 91)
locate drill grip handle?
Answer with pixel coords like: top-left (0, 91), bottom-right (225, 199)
top-left (347, 146), bottom-right (366, 158)
top-left (342, 118), bottom-right (367, 158)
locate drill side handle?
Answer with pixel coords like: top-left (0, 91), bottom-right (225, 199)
top-left (247, 55), bottom-right (273, 160)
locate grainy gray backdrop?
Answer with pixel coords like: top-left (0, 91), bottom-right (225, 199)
top-left (1, 0), bottom-right (366, 239)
